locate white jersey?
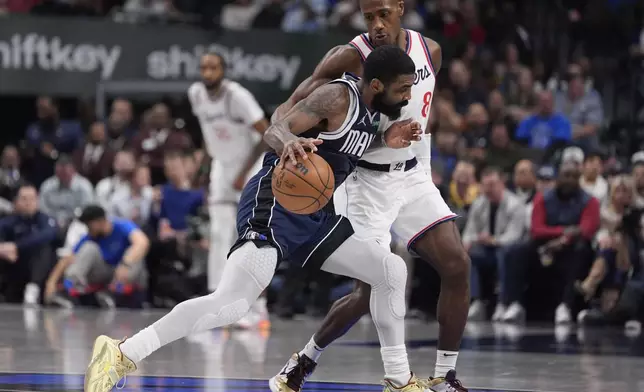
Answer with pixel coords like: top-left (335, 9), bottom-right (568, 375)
top-left (348, 29), bottom-right (436, 164)
top-left (188, 80), bottom-right (264, 170)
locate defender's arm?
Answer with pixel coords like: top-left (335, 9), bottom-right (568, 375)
top-left (272, 45), bottom-right (362, 123)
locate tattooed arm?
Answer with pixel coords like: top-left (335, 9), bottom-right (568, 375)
top-left (264, 83), bottom-right (349, 165)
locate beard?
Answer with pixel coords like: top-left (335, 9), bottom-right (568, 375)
top-left (203, 78), bottom-right (223, 91)
top-left (371, 92), bottom-right (408, 119)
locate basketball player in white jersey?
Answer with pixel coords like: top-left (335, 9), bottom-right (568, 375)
top-left (188, 52), bottom-right (270, 329)
top-left (269, 1), bottom-right (469, 391)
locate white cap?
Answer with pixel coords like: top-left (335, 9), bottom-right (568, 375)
top-left (561, 146), bottom-right (584, 164)
top-left (632, 151), bottom-right (644, 165)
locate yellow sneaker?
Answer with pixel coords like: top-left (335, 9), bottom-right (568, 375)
top-left (84, 335), bottom-right (136, 392)
top-left (382, 375), bottom-right (425, 392)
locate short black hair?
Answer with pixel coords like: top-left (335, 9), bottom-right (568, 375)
top-left (363, 45), bottom-right (415, 85)
top-left (584, 151), bottom-right (603, 162)
top-left (203, 52), bottom-right (227, 69)
top-left (78, 205), bottom-right (106, 225)
top-left (481, 166), bottom-right (503, 178)
top-left (56, 154), bottom-right (73, 166)
top-left (14, 183), bottom-right (36, 200)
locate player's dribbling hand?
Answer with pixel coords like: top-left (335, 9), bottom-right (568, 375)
top-left (280, 138), bottom-right (323, 167)
top-left (384, 119), bottom-right (422, 149)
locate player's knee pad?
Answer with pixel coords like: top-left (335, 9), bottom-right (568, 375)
top-left (193, 298), bottom-right (251, 332)
top-left (381, 253), bottom-right (407, 320)
top-left (228, 242), bottom-right (277, 290)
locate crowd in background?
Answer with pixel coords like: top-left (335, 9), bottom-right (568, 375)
top-left (0, 0), bottom-right (643, 331)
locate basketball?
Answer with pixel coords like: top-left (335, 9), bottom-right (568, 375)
top-left (272, 153), bottom-right (335, 215)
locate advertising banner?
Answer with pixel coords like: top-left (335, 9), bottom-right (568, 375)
top-left (0, 17), bottom-right (349, 105)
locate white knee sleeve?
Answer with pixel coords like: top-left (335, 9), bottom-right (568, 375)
top-left (228, 241), bottom-right (277, 290)
top-left (152, 242), bottom-right (277, 346)
top-left (381, 254), bottom-right (407, 320)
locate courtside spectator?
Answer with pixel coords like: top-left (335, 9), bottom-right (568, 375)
top-left (577, 175), bottom-right (634, 303)
top-left (447, 160), bottom-right (479, 231)
top-left (106, 99), bottom-right (136, 151)
top-left (109, 165), bottom-right (154, 228)
top-left (0, 184), bottom-right (57, 305)
top-left (463, 167), bottom-right (526, 321)
top-left (131, 104), bottom-right (193, 185)
top-left (0, 145), bottom-right (23, 212)
top-left (39, 155), bottom-right (94, 230)
top-left (72, 121), bottom-right (116, 186)
top-left (516, 90), bottom-right (572, 153)
top-left (95, 150), bottom-right (136, 210)
top-left (484, 122), bottom-right (523, 175)
top-left (555, 63), bottom-right (605, 152)
top-left (580, 151), bottom-right (608, 203)
top-left (449, 60), bottom-right (486, 114)
top-left (536, 165), bottom-right (556, 193)
top-left (503, 161), bottom-right (600, 324)
top-left (155, 151), bottom-right (204, 236)
top-left (512, 160), bottom-right (537, 204)
top-left (45, 205), bottom-right (149, 308)
top-left (22, 96), bottom-right (83, 186)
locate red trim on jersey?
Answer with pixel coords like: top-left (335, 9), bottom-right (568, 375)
top-left (360, 34), bottom-right (374, 51)
top-left (348, 42), bottom-right (366, 62)
top-left (406, 214), bottom-right (458, 250)
top-left (417, 32), bottom-right (436, 75)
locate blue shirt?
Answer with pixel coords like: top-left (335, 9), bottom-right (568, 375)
top-left (158, 184), bottom-right (204, 230)
top-left (515, 113), bottom-right (572, 149)
top-left (74, 218), bottom-right (137, 266)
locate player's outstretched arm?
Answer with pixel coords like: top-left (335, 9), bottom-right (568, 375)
top-left (271, 45), bottom-right (362, 123)
top-left (369, 119), bottom-right (422, 150)
top-left (264, 83), bottom-right (349, 165)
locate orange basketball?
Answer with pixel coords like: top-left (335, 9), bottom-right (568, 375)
top-left (272, 153), bottom-right (335, 215)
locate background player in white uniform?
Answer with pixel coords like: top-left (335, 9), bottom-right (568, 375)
top-left (269, 1), bottom-right (470, 391)
top-left (188, 52), bottom-right (270, 329)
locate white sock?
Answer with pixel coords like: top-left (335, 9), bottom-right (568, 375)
top-left (435, 350), bottom-right (458, 378)
top-left (381, 345), bottom-right (411, 387)
top-left (299, 336), bottom-right (324, 362)
top-left (120, 326), bottom-right (161, 364)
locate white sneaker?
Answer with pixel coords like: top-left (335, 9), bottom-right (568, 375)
top-left (491, 304), bottom-right (506, 322)
top-left (467, 300), bottom-right (486, 321)
top-left (502, 302), bottom-right (526, 323)
top-left (555, 303), bottom-right (572, 324)
top-left (23, 283), bottom-right (40, 306)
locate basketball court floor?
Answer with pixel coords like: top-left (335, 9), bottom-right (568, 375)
top-left (0, 305), bottom-right (642, 392)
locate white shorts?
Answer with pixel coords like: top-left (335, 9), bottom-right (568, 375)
top-left (334, 163), bottom-right (457, 251)
top-left (209, 157), bottom-right (264, 205)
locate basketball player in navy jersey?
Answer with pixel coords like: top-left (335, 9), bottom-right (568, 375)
top-left (270, 1), bottom-right (469, 391)
top-left (84, 46), bottom-right (429, 392)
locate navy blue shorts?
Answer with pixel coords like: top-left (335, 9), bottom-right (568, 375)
top-left (230, 163), bottom-right (354, 270)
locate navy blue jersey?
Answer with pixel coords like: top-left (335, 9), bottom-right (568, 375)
top-left (232, 74), bottom-right (381, 270)
top-left (262, 73), bottom-right (381, 188)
